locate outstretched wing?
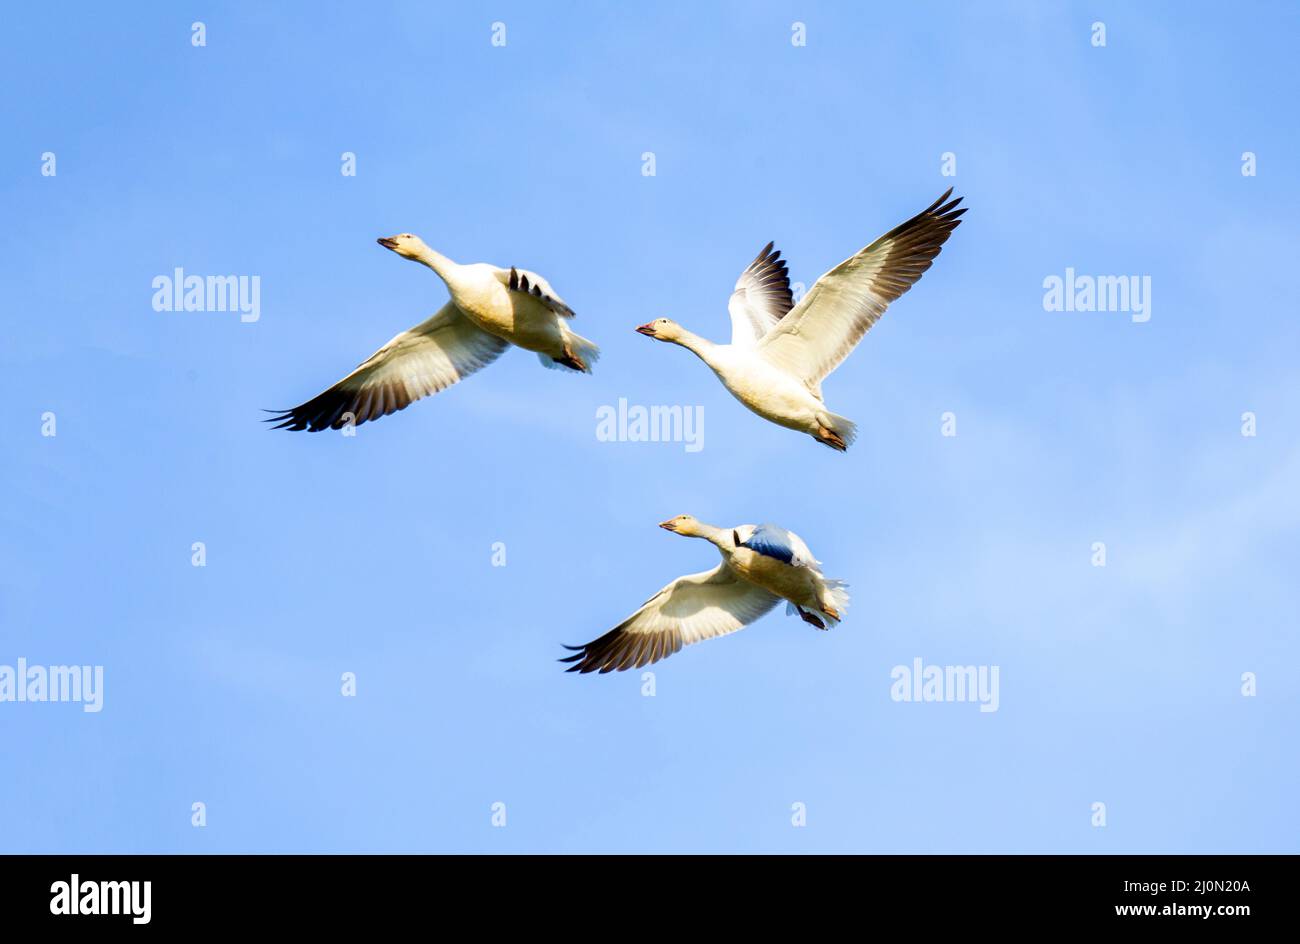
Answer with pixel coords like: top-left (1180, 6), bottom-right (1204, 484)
top-left (758, 189), bottom-right (965, 385)
top-left (502, 266), bottom-right (576, 318)
top-left (727, 241), bottom-right (795, 346)
top-left (560, 565), bottom-right (780, 673)
top-left (265, 302), bottom-right (508, 432)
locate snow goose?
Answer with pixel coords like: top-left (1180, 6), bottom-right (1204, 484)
top-left (267, 234), bottom-right (599, 431)
top-left (561, 516), bottom-right (849, 673)
top-left (636, 189), bottom-right (965, 450)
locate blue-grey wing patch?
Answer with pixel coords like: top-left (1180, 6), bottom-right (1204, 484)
top-left (741, 523), bottom-right (804, 566)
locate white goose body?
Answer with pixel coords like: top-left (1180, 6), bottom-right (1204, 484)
top-left (268, 234), bottom-right (598, 432)
top-left (562, 516), bottom-right (850, 674)
top-left (437, 260), bottom-right (585, 360)
top-left (636, 190), bottom-right (966, 450)
top-left (723, 527), bottom-right (827, 609)
top-left (669, 337), bottom-right (830, 437)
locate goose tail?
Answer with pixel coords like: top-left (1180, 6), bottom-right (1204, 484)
top-left (820, 578), bottom-right (851, 624)
top-left (539, 327), bottom-right (601, 373)
top-left (567, 328), bottom-right (600, 372)
top-left (817, 410), bottom-right (858, 450)
top-left (785, 578), bottom-right (849, 629)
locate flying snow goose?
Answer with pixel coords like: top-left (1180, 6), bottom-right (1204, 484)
top-left (561, 516), bottom-right (849, 673)
top-left (267, 234), bottom-right (600, 431)
top-left (635, 189), bottom-right (965, 450)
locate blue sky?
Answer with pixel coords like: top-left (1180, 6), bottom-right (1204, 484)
top-left (1, 1), bottom-right (1297, 853)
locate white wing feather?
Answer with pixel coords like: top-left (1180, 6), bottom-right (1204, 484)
top-left (758, 190), bottom-right (965, 385)
top-left (727, 242), bottom-right (795, 346)
top-left (561, 565), bottom-right (780, 673)
top-left (500, 266), bottom-right (575, 318)
top-left (268, 302), bottom-right (508, 431)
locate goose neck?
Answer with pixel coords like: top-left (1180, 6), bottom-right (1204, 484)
top-left (672, 328), bottom-right (717, 365)
top-left (414, 246), bottom-right (457, 282)
top-left (693, 523), bottom-right (731, 549)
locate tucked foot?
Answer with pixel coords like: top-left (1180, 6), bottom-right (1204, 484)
top-left (822, 604), bottom-right (841, 622)
top-left (797, 608), bottom-right (827, 630)
top-left (815, 427), bottom-right (847, 451)
top-left (556, 347), bottom-right (588, 372)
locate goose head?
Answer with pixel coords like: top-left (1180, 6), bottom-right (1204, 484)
top-left (659, 514), bottom-right (702, 536)
top-left (376, 233), bottom-right (431, 261)
top-left (636, 318), bottom-right (686, 342)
